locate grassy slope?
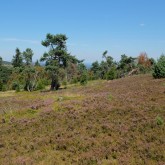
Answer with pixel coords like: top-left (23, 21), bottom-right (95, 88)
top-left (0, 75), bottom-right (165, 165)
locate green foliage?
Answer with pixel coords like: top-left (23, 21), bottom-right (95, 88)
top-left (12, 81), bottom-right (19, 90)
top-left (91, 61), bottom-right (100, 79)
top-left (0, 57), bottom-right (12, 89)
top-left (0, 80), bottom-right (3, 91)
top-left (0, 56), bottom-right (2, 66)
top-left (36, 80), bottom-right (46, 90)
top-left (80, 72), bottom-right (88, 85)
top-left (1, 85), bottom-right (7, 92)
top-left (16, 85), bottom-right (20, 92)
top-left (153, 55), bottom-right (165, 78)
top-left (34, 60), bottom-right (40, 66)
top-left (23, 66), bottom-right (36, 91)
top-left (106, 67), bottom-right (117, 80)
top-left (118, 54), bottom-right (136, 73)
top-left (71, 76), bottom-right (79, 84)
top-left (156, 116), bottom-right (164, 125)
top-left (12, 48), bottom-right (23, 67)
top-left (41, 33), bottom-right (74, 90)
top-left (23, 48), bottom-right (33, 66)
top-left (138, 64), bottom-right (151, 74)
top-left (62, 80), bottom-right (67, 88)
top-left (0, 66), bottom-right (12, 83)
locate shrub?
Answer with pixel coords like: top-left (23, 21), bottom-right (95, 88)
top-left (2, 85), bottom-right (7, 92)
top-left (138, 64), bottom-right (151, 74)
top-left (0, 80), bottom-right (3, 91)
top-left (106, 67), bottom-right (117, 80)
top-left (71, 76), bottom-right (78, 84)
top-left (62, 80), bottom-right (67, 88)
top-left (12, 81), bottom-right (20, 90)
top-left (36, 80), bottom-right (45, 90)
top-left (153, 55), bottom-right (165, 78)
top-left (16, 85), bottom-right (20, 92)
top-left (156, 116), bottom-right (164, 125)
top-left (80, 72), bottom-right (88, 85)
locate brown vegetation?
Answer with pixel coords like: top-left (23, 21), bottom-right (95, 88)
top-left (0, 75), bottom-right (165, 165)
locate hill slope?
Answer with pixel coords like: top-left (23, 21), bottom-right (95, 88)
top-left (0, 75), bottom-right (165, 165)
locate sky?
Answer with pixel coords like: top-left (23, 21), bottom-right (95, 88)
top-left (0, 0), bottom-right (165, 63)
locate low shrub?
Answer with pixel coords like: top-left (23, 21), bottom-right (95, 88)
top-left (80, 72), bottom-right (88, 85)
top-left (156, 116), bottom-right (164, 125)
top-left (153, 55), bottom-right (165, 78)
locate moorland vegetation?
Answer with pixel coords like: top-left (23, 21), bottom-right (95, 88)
top-left (0, 33), bottom-right (165, 165)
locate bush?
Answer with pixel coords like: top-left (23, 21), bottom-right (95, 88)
top-left (80, 72), bottom-right (88, 85)
top-left (36, 80), bottom-right (46, 90)
top-left (2, 85), bottom-right (7, 92)
top-left (138, 64), bottom-right (151, 74)
top-left (70, 76), bottom-right (78, 84)
top-left (153, 55), bottom-right (165, 78)
top-left (16, 85), bottom-right (20, 92)
top-left (0, 80), bottom-right (3, 91)
top-left (12, 81), bottom-right (20, 90)
top-left (156, 116), bottom-right (164, 125)
top-left (62, 80), bottom-right (67, 88)
top-left (106, 67), bottom-right (117, 80)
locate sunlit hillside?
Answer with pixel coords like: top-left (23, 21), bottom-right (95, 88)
top-left (0, 74), bottom-right (165, 165)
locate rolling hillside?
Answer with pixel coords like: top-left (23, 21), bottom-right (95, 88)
top-left (0, 74), bottom-right (165, 165)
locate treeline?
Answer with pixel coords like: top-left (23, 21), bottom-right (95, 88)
top-left (0, 33), bottom-right (165, 92)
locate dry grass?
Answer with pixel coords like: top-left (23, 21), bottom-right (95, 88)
top-left (0, 74), bottom-right (165, 165)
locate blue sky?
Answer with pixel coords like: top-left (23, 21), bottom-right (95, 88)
top-left (0, 0), bottom-right (165, 63)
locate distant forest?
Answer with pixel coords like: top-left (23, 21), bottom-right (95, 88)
top-left (0, 33), bottom-right (165, 92)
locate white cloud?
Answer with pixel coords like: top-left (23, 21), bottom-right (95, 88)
top-left (1, 38), bottom-right (40, 44)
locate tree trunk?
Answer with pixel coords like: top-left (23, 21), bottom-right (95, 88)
top-left (50, 75), bottom-right (60, 90)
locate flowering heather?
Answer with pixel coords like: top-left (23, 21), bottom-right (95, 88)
top-left (0, 75), bottom-right (165, 165)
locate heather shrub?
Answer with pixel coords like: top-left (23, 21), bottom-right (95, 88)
top-left (153, 55), bottom-right (165, 78)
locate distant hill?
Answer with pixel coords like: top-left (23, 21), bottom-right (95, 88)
top-left (2, 61), bottom-right (92, 68)
top-left (3, 61), bottom-right (12, 66)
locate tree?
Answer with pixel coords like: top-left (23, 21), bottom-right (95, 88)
top-left (22, 67), bottom-right (35, 91)
top-left (40, 33), bottom-right (71, 90)
top-left (138, 52), bottom-right (151, 68)
top-left (91, 61), bottom-right (100, 79)
top-left (100, 51), bottom-right (115, 79)
top-left (0, 56), bottom-right (2, 66)
top-left (0, 57), bottom-right (12, 91)
top-left (34, 60), bottom-right (40, 66)
top-left (153, 55), bottom-right (165, 78)
top-left (118, 54), bottom-right (135, 73)
top-left (23, 48), bottom-right (35, 91)
top-left (23, 48), bottom-right (33, 66)
top-left (102, 50), bottom-right (108, 59)
top-left (12, 48), bottom-right (23, 67)
top-left (106, 66), bottom-right (117, 80)
top-left (137, 52), bottom-right (153, 73)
